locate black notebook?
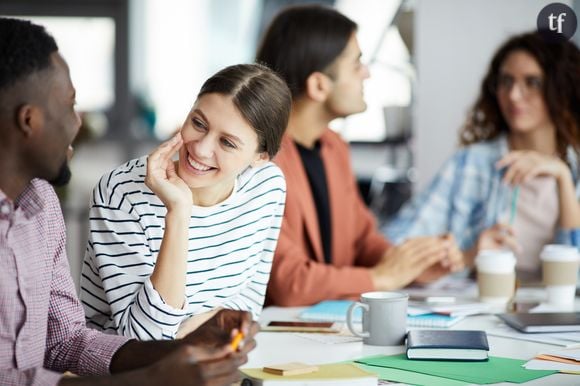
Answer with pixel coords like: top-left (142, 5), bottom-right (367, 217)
top-left (497, 312), bottom-right (580, 333)
top-left (406, 330), bottom-right (489, 361)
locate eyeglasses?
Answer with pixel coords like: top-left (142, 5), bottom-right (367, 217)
top-left (495, 74), bottom-right (544, 98)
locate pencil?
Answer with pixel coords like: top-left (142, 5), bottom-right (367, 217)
top-left (230, 331), bottom-right (244, 351)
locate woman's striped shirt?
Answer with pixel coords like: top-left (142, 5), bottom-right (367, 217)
top-left (80, 156), bottom-right (286, 340)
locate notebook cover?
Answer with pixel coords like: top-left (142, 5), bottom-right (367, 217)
top-left (497, 312), bottom-right (580, 333)
top-left (406, 330), bottom-right (489, 361)
top-left (407, 330), bottom-right (489, 350)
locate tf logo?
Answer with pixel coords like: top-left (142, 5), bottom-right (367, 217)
top-left (537, 3), bottom-right (577, 42)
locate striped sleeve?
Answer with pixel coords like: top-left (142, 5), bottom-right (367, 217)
top-left (219, 170), bottom-right (286, 319)
top-left (80, 161), bottom-right (188, 340)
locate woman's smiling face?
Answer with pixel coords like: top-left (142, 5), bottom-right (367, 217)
top-left (177, 92), bottom-right (267, 199)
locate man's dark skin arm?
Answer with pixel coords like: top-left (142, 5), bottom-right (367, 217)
top-left (57, 310), bottom-right (258, 386)
top-left (109, 309), bottom-right (257, 371)
top-left (109, 339), bottom-right (184, 373)
top-left (59, 344), bottom-right (249, 386)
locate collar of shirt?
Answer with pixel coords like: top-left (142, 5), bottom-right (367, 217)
top-left (0, 180), bottom-right (44, 221)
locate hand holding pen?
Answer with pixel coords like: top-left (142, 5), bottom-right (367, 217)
top-left (227, 311), bottom-right (259, 355)
top-left (182, 309), bottom-right (257, 349)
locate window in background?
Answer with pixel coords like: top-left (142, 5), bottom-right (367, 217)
top-left (21, 16), bottom-right (115, 113)
top-left (134, 0), bottom-right (263, 139)
top-left (334, 0), bottom-right (414, 143)
top-left (334, 0), bottom-right (416, 222)
top-left (139, 0), bottom-right (413, 142)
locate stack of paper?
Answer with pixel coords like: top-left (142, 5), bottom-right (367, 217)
top-left (300, 300), bottom-right (464, 328)
top-left (408, 301), bottom-right (493, 318)
top-left (488, 324), bottom-right (580, 347)
top-left (407, 313), bottom-right (464, 328)
top-left (524, 348), bottom-right (580, 374)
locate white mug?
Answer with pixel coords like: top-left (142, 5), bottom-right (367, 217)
top-left (346, 291), bottom-right (408, 346)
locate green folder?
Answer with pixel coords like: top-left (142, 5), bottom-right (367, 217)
top-left (354, 363), bottom-right (470, 386)
top-left (355, 354), bottom-right (555, 384)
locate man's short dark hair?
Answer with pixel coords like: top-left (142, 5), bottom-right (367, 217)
top-left (0, 17), bottom-right (58, 93)
top-left (256, 5), bottom-right (357, 98)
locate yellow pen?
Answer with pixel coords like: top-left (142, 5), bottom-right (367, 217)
top-left (230, 331), bottom-right (244, 351)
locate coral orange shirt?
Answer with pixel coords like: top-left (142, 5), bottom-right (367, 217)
top-left (267, 130), bottom-right (391, 306)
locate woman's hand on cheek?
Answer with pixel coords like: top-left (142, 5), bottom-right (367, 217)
top-left (145, 133), bottom-right (192, 211)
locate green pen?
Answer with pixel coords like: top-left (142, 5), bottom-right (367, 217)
top-left (509, 186), bottom-right (520, 225)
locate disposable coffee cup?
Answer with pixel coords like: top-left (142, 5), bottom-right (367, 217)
top-left (475, 250), bottom-right (516, 304)
top-left (540, 245), bottom-right (579, 305)
top-left (346, 291), bottom-right (408, 346)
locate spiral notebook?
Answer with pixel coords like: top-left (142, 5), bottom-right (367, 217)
top-left (300, 300), bottom-right (464, 328)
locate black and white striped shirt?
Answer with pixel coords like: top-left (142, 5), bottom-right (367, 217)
top-left (80, 157), bottom-right (285, 340)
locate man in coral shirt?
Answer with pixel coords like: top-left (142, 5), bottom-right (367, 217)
top-left (257, 5), bottom-right (465, 306)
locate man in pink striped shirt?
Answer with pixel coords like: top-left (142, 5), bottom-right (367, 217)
top-left (0, 17), bottom-right (256, 386)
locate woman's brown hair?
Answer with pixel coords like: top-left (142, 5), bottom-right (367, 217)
top-left (460, 31), bottom-right (580, 161)
top-left (198, 63), bottom-right (291, 158)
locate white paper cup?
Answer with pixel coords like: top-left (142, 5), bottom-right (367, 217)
top-left (540, 245), bottom-right (579, 305)
top-left (475, 250), bottom-right (516, 304)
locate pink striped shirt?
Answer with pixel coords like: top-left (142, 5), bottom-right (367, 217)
top-left (0, 179), bottom-right (129, 385)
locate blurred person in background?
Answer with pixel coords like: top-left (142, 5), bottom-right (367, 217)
top-left (386, 31), bottom-right (580, 279)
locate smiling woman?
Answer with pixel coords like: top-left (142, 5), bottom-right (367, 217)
top-left (80, 63), bottom-right (291, 340)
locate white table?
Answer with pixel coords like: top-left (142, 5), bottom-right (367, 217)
top-left (245, 306), bottom-right (579, 385)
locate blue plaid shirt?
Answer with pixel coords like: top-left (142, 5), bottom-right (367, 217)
top-left (384, 135), bottom-right (580, 250)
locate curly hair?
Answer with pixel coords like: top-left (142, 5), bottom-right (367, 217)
top-left (460, 31), bottom-right (580, 161)
top-left (0, 17), bottom-right (58, 93)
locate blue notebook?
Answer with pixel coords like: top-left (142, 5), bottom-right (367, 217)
top-left (300, 300), bottom-right (463, 328)
top-left (406, 329), bottom-right (489, 360)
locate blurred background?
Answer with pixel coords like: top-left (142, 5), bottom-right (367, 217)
top-left (1, 0), bottom-right (578, 292)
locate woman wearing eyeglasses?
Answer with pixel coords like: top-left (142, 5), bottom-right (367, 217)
top-left (385, 31), bottom-right (579, 278)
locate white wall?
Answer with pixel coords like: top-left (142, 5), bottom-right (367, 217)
top-left (414, 0), bottom-right (572, 190)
